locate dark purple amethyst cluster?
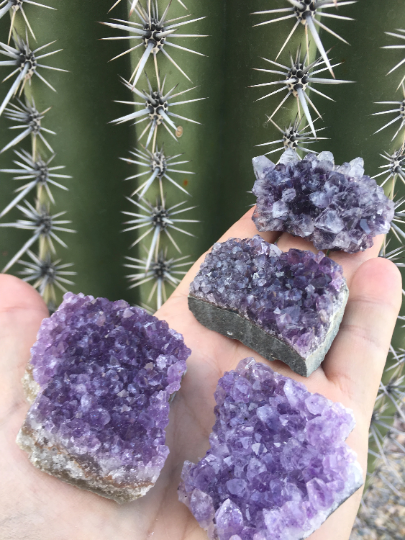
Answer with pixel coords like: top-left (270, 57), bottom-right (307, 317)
top-left (179, 358), bottom-right (363, 540)
top-left (189, 236), bottom-right (348, 376)
top-left (17, 292), bottom-right (190, 502)
top-left (252, 150), bottom-right (394, 253)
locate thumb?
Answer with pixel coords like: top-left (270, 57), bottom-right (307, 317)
top-left (0, 275), bottom-right (48, 419)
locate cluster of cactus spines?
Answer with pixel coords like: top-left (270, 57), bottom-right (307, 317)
top-left (0, 3), bottom-right (75, 310)
top-left (252, 1), bottom-right (355, 143)
top-left (373, 83), bottom-right (405, 141)
top-left (103, 0), bottom-right (206, 310)
top-left (102, 2), bottom-right (206, 87)
top-left (124, 251), bottom-right (190, 307)
top-left (0, 0), bottom-right (55, 42)
top-left (252, 48), bottom-right (354, 137)
top-left (123, 195), bottom-right (197, 269)
top-left (108, 0), bottom-right (188, 16)
top-left (383, 28), bottom-right (405, 90)
top-left (252, 0), bottom-right (355, 77)
top-left (121, 145), bottom-right (193, 197)
top-left (256, 114), bottom-right (328, 157)
top-left (252, 0), bottom-right (405, 522)
top-left (0, 35), bottom-right (66, 115)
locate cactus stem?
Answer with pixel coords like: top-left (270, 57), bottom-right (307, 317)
top-left (109, 0), bottom-right (188, 15)
top-left (121, 145), bottom-right (192, 198)
top-left (390, 199), bottom-right (405, 244)
top-left (112, 75), bottom-right (205, 148)
top-left (0, 0), bottom-right (55, 42)
top-left (0, 200), bottom-right (75, 272)
top-left (373, 84), bottom-right (405, 140)
top-left (385, 346), bottom-right (405, 372)
top-left (1, 98), bottom-right (55, 154)
top-left (369, 406), bottom-right (392, 466)
top-left (0, 149), bottom-right (70, 217)
top-left (124, 251), bottom-right (191, 308)
top-left (252, 49), bottom-right (353, 136)
top-left (377, 380), bottom-right (405, 422)
top-left (252, 0), bottom-right (354, 76)
top-left (17, 250), bottom-right (76, 301)
top-left (123, 195), bottom-right (198, 269)
top-left (374, 149), bottom-right (405, 186)
top-left (102, 2), bottom-right (206, 86)
top-left (0, 35), bottom-right (65, 115)
top-left (257, 115), bottom-right (328, 156)
top-left (383, 29), bottom-right (405, 88)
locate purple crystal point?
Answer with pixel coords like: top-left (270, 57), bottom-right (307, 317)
top-left (252, 151), bottom-right (394, 253)
top-left (17, 292), bottom-right (190, 503)
top-left (178, 358), bottom-right (363, 540)
top-left (188, 236), bottom-right (348, 376)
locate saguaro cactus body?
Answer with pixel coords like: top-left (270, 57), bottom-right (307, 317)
top-left (0, 1), bottom-right (136, 302)
top-left (0, 0), bottom-right (403, 533)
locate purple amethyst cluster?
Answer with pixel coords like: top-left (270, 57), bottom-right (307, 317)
top-left (17, 292), bottom-right (190, 503)
top-left (179, 358), bottom-right (363, 540)
top-left (189, 236), bottom-right (348, 376)
top-left (252, 150), bottom-right (394, 253)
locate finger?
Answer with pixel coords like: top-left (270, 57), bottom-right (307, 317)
top-left (276, 233), bottom-right (384, 286)
top-left (328, 234), bottom-right (384, 286)
top-left (172, 207), bottom-right (281, 299)
top-left (276, 232), bottom-right (318, 254)
top-left (322, 257), bottom-right (402, 419)
top-left (0, 275), bottom-right (48, 416)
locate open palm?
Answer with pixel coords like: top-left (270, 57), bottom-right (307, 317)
top-left (0, 207), bottom-right (401, 540)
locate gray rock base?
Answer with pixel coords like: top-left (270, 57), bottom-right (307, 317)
top-left (188, 285), bottom-right (349, 377)
top-left (16, 425), bottom-right (153, 504)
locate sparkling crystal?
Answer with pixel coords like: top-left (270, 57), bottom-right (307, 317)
top-left (252, 151), bottom-right (394, 253)
top-left (178, 358), bottom-right (363, 540)
top-left (189, 236), bottom-right (348, 376)
top-left (17, 292), bottom-right (190, 503)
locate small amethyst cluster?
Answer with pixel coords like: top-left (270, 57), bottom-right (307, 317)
top-left (18, 292), bottom-right (190, 502)
top-left (189, 235), bottom-right (346, 361)
top-left (179, 358), bottom-right (363, 540)
top-left (252, 150), bottom-right (394, 253)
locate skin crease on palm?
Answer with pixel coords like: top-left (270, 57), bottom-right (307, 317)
top-left (0, 207), bottom-right (402, 540)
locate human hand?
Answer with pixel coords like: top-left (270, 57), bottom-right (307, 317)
top-left (0, 207), bottom-right (401, 540)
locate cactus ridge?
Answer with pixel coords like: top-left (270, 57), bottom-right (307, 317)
top-left (102, 0), bottom-right (206, 310)
top-left (0, 1), bottom-right (75, 307)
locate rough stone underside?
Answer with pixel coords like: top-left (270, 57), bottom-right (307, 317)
top-left (179, 358), bottom-right (363, 540)
top-left (17, 292), bottom-right (190, 503)
top-left (189, 236), bottom-right (348, 376)
top-left (252, 150), bottom-right (394, 253)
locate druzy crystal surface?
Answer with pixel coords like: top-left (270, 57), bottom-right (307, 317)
top-left (189, 236), bottom-right (348, 376)
top-left (252, 150), bottom-right (394, 253)
top-left (179, 358), bottom-right (363, 540)
top-left (17, 292), bottom-right (190, 503)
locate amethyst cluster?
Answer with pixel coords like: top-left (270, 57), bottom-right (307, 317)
top-left (17, 292), bottom-right (190, 503)
top-left (252, 150), bottom-right (394, 253)
top-left (179, 358), bottom-right (363, 540)
top-left (189, 236), bottom-right (348, 377)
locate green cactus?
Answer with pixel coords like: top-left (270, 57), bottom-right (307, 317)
top-left (0, 0), bottom-right (404, 535)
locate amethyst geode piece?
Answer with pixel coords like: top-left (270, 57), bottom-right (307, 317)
top-left (17, 292), bottom-right (190, 503)
top-left (179, 358), bottom-right (363, 540)
top-left (252, 150), bottom-right (394, 253)
top-left (189, 236), bottom-right (348, 377)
